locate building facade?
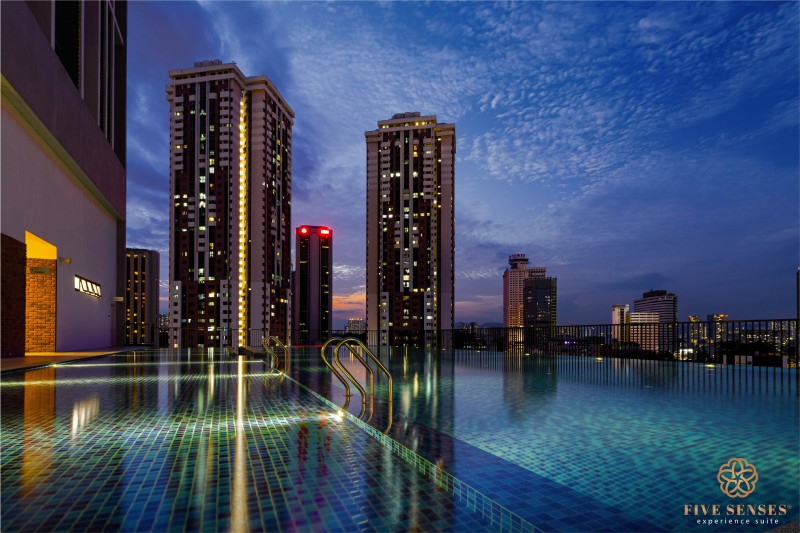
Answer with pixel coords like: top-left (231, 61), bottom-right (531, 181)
top-left (346, 318), bottom-right (365, 334)
top-left (125, 249), bottom-right (160, 345)
top-left (292, 226), bottom-right (332, 345)
top-left (365, 112), bottom-right (455, 347)
top-left (627, 311), bottom-right (660, 352)
top-left (1, 1), bottom-right (127, 356)
top-left (611, 304), bottom-right (630, 341)
top-left (167, 60), bottom-right (293, 348)
top-left (523, 277), bottom-right (558, 328)
top-left (633, 289), bottom-right (678, 353)
top-left (503, 254), bottom-right (546, 328)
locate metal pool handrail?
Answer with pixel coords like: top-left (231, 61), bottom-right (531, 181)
top-left (321, 337), bottom-right (393, 434)
top-left (262, 336), bottom-right (290, 373)
top-left (333, 339), bottom-right (376, 422)
top-left (320, 337), bottom-right (363, 414)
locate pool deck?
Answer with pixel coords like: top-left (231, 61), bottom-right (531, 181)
top-left (0, 347), bottom-right (137, 374)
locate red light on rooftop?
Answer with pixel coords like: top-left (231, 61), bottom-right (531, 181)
top-left (319, 228), bottom-right (331, 236)
top-left (299, 227), bottom-right (309, 235)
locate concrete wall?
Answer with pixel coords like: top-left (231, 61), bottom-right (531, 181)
top-left (1, 108), bottom-right (119, 350)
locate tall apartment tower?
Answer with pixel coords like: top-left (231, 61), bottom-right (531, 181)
top-left (503, 254), bottom-right (546, 328)
top-left (292, 226), bottom-right (332, 345)
top-left (167, 61), bottom-right (293, 348)
top-left (1, 1), bottom-right (127, 356)
top-left (365, 112), bottom-right (455, 347)
top-left (125, 249), bottom-right (160, 344)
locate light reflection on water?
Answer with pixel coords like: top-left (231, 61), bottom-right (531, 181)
top-left (301, 348), bottom-right (799, 531)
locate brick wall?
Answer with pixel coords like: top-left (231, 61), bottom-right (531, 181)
top-left (1, 234), bottom-right (26, 357)
top-left (25, 258), bottom-right (56, 352)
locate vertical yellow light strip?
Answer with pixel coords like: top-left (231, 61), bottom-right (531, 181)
top-left (238, 96), bottom-right (248, 346)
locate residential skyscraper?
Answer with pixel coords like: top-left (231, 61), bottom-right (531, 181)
top-left (1, 1), bottom-right (127, 356)
top-left (503, 254), bottom-right (546, 328)
top-left (292, 226), bottom-right (332, 345)
top-left (365, 112), bottom-right (455, 347)
top-left (125, 249), bottom-right (160, 345)
top-left (167, 60), bottom-right (293, 348)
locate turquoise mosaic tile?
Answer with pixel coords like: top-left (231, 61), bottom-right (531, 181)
top-left (292, 348), bottom-right (800, 532)
top-left (1, 351), bottom-right (505, 532)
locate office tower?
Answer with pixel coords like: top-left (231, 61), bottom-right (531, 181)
top-left (365, 112), bottom-right (455, 347)
top-left (523, 277), bottom-right (558, 327)
top-left (292, 226), bottom-right (332, 345)
top-left (633, 289), bottom-right (678, 353)
top-left (1, 1), bottom-right (127, 356)
top-left (627, 311), bottom-right (660, 352)
top-left (611, 304), bottom-right (630, 341)
top-left (503, 254), bottom-right (546, 328)
top-left (346, 318), bottom-right (365, 334)
top-left (167, 60), bottom-right (293, 348)
top-left (125, 249), bottom-right (160, 344)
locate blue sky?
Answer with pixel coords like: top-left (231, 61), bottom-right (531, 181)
top-left (125, 1), bottom-right (799, 328)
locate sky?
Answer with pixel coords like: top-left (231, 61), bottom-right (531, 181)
top-left (125, 1), bottom-right (799, 328)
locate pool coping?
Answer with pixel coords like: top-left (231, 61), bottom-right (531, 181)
top-left (0, 347), bottom-right (138, 375)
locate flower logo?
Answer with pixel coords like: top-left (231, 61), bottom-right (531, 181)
top-left (717, 458), bottom-right (758, 498)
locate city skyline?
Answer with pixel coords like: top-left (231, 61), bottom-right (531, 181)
top-left (125, 2), bottom-right (799, 328)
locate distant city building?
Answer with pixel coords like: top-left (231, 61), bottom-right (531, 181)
top-left (707, 313), bottom-right (729, 350)
top-left (346, 318), bottom-right (365, 334)
top-left (633, 290), bottom-right (678, 353)
top-left (523, 277), bottom-right (558, 327)
top-left (633, 290), bottom-right (678, 322)
top-left (611, 304), bottom-right (630, 341)
top-left (1, 2), bottom-right (127, 356)
top-left (503, 254), bottom-right (546, 328)
top-left (167, 60), bottom-right (293, 348)
top-left (292, 226), bottom-right (332, 345)
top-left (627, 311), bottom-right (660, 352)
top-left (125, 249), bottom-right (160, 345)
top-left (365, 112), bottom-right (455, 346)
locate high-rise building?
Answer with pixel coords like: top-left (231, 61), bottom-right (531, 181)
top-left (523, 277), bottom-right (558, 327)
top-left (292, 226), bottom-right (332, 345)
top-left (1, 1), bottom-right (127, 356)
top-left (503, 254), bottom-right (546, 328)
top-left (365, 112), bottom-right (455, 347)
top-left (125, 249), bottom-right (160, 345)
top-left (611, 304), bottom-right (630, 341)
top-left (167, 61), bottom-right (293, 348)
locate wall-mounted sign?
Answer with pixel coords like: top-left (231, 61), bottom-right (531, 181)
top-left (30, 266), bottom-right (50, 275)
top-left (74, 275), bottom-right (102, 298)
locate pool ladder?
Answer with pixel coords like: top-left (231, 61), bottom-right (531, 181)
top-left (320, 337), bottom-right (393, 433)
top-left (261, 336), bottom-right (291, 373)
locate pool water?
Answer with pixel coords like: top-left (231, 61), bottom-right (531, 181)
top-left (2, 348), bottom-right (797, 532)
top-left (294, 348), bottom-right (799, 532)
top-left (0, 351), bottom-right (509, 532)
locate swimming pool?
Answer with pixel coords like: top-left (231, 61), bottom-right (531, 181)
top-left (2, 348), bottom-right (797, 532)
top-left (0, 350), bottom-right (512, 532)
top-left (293, 347), bottom-right (799, 532)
